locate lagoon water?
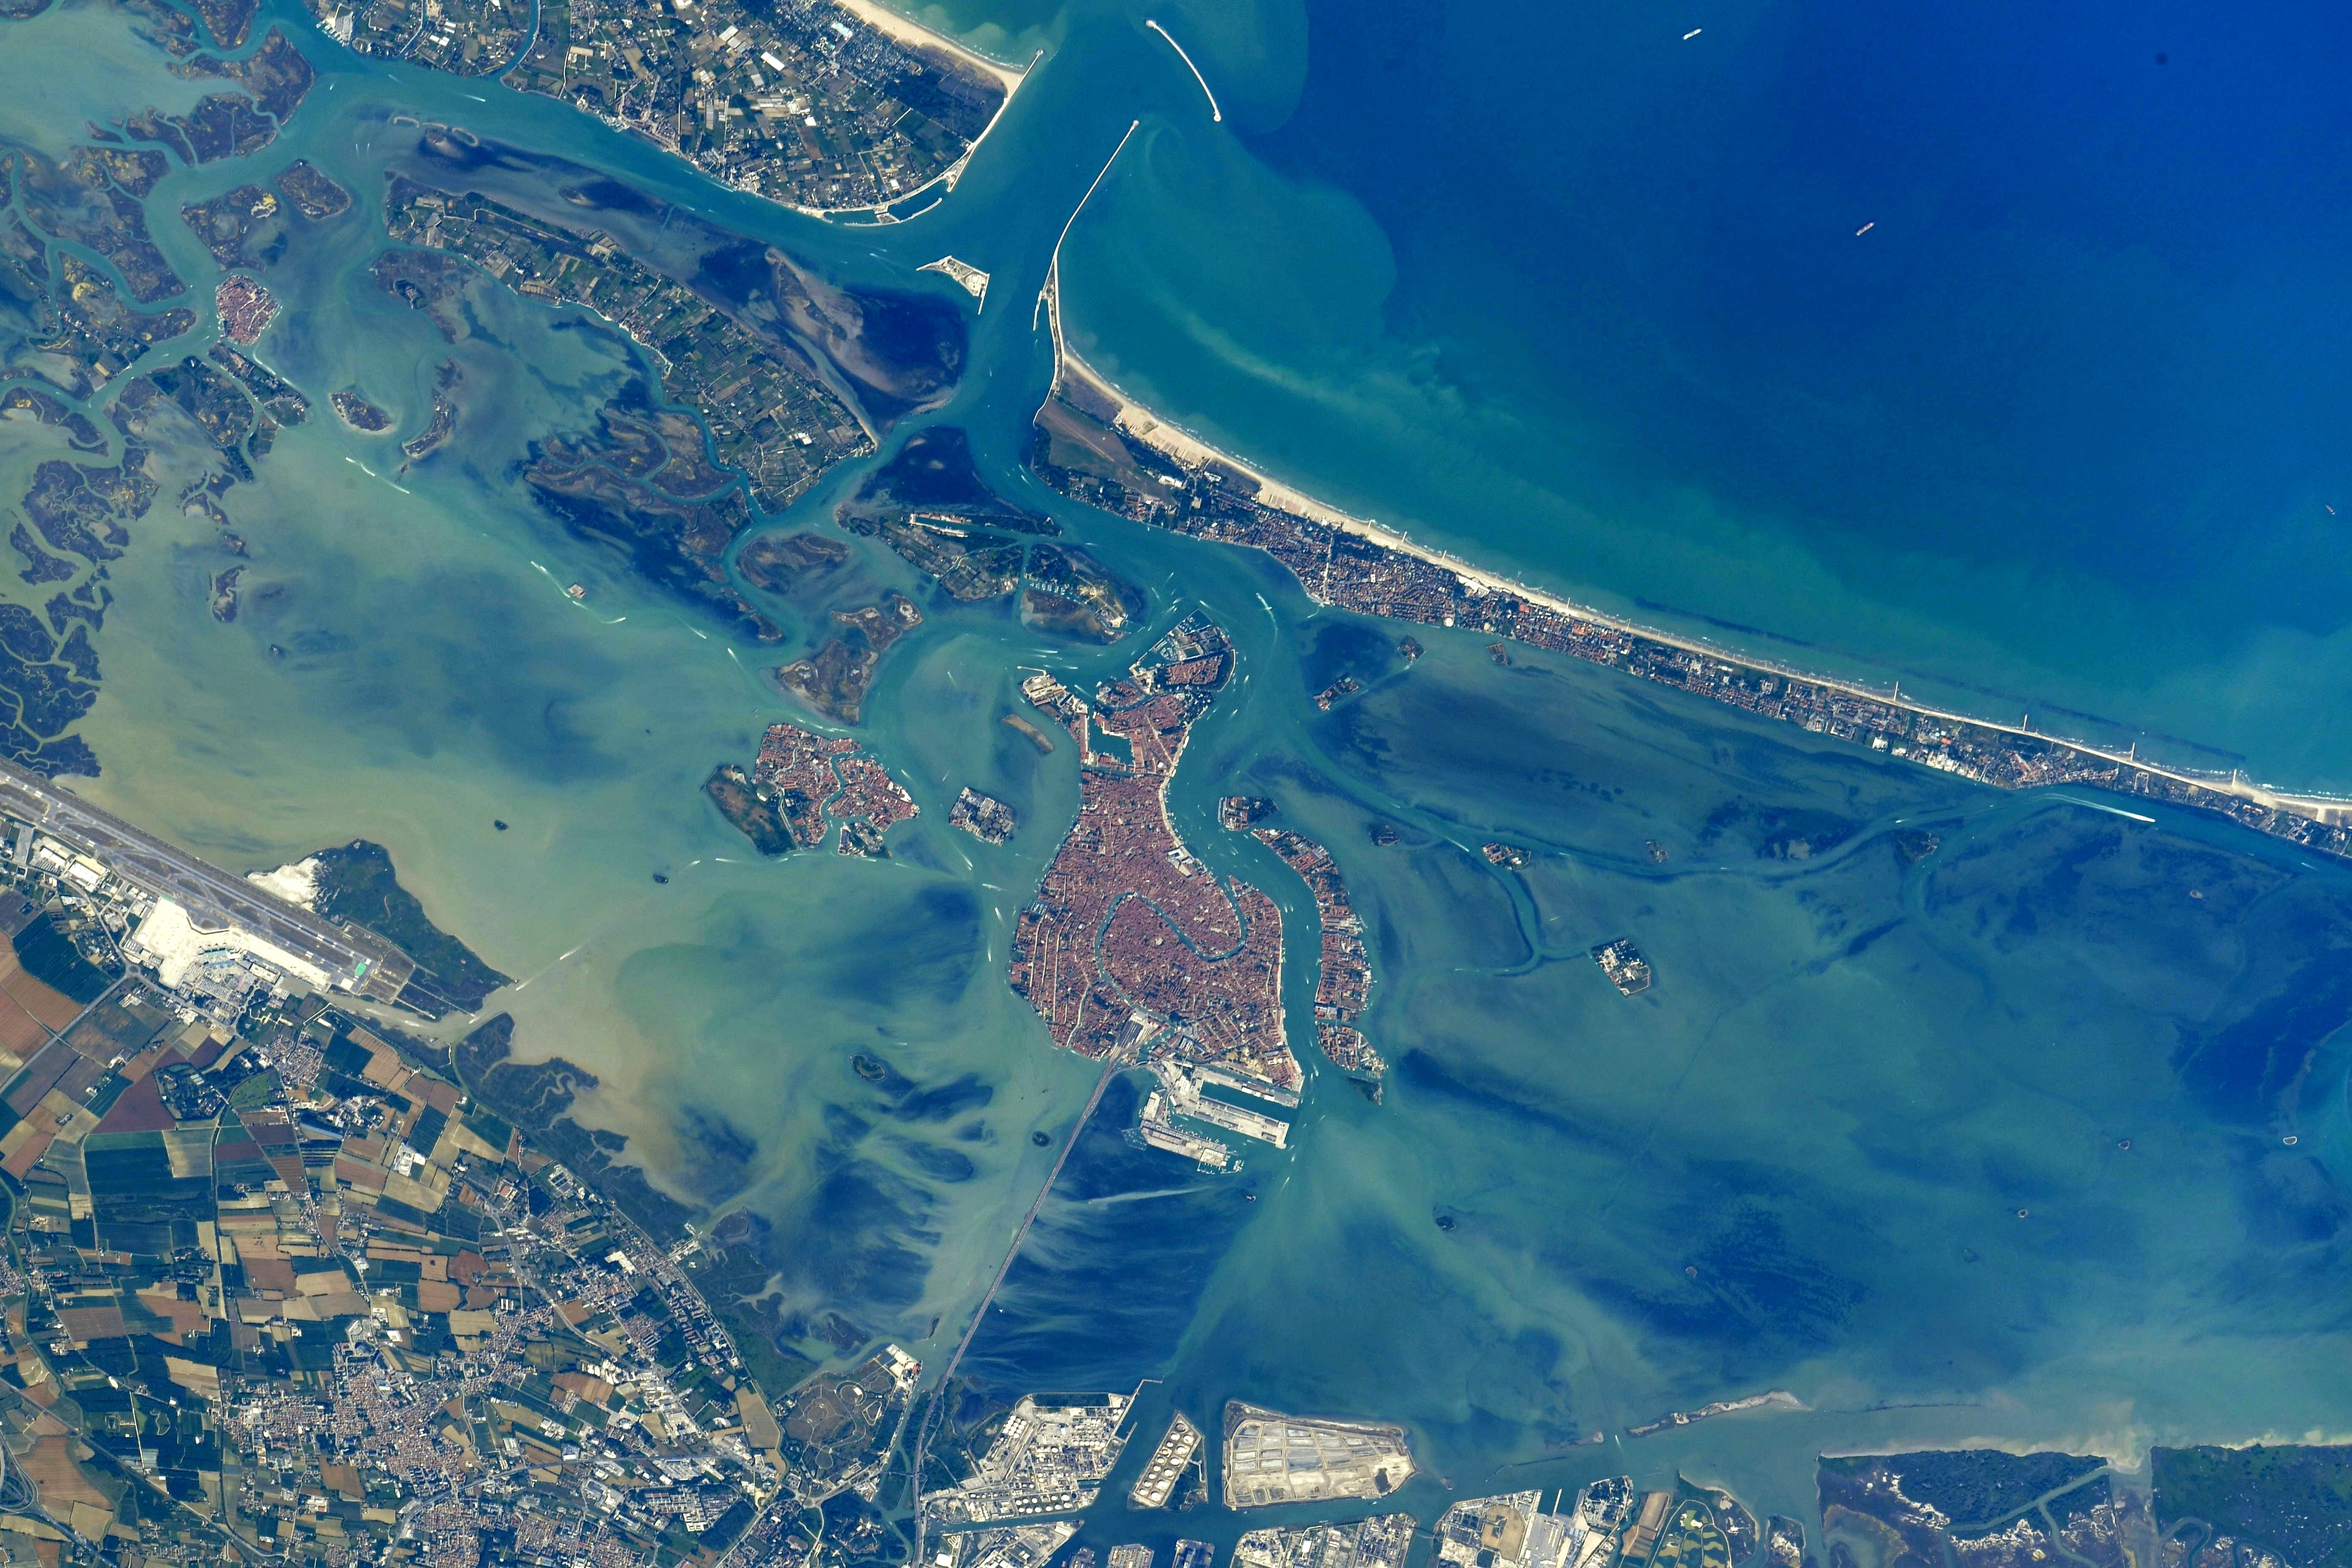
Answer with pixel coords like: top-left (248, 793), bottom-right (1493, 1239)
top-left (4, 0), bottom-right (2352, 1549)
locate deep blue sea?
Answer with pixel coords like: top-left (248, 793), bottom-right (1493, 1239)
top-left (1048, 0), bottom-right (2352, 787)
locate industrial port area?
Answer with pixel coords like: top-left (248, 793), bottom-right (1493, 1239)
top-left (917, 1391), bottom-right (1828, 1568)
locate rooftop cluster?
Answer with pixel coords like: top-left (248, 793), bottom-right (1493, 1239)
top-left (1007, 617), bottom-right (1295, 1100)
top-left (306, 0), bottom-right (1010, 214)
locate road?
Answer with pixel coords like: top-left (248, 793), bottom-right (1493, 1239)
top-left (0, 759), bottom-right (415, 1004)
top-left (910, 1048), bottom-right (1127, 1565)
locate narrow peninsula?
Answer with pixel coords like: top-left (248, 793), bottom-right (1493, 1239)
top-left (1029, 339), bottom-right (2352, 864)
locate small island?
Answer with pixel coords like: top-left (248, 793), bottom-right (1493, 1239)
top-left (919, 255), bottom-right (991, 305)
top-left (948, 786), bottom-right (1015, 844)
top-left (705, 721), bottom-right (917, 857)
top-left (399, 359), bottom-right (461, 461)
top-left (272, 156), bottom-right (350, 220)
top-left (1591, 937), bottom-right (1652, 996)
top-left (737, 529), bottom-right (852, 595)
top-left (214, 274), bottom-right (277, 342)
top-left (775, 592), bottom-right (923, 724)
top-left (330, 389), bottom-right (391, 432)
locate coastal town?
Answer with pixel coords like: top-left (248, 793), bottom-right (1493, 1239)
top-left (1029, 366), bottom-right (2352, 865)
top-left (1006, 616), bottom-right (1298, 1106)
top-left (303, 0), bottom-right (1017, 215)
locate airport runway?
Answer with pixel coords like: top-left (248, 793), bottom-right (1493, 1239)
top-left (0, 761), bottom-right (414, 1004)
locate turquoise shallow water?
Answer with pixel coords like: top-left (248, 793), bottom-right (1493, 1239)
top-left (2, 0), bottom-right (2351, 1548)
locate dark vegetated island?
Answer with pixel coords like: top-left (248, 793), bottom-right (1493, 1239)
top-left (1023, 540), bottom-right (1145, 643)
top-left (0, 386), bottom-right (106, 456)
top-left (20, 450), bottom-right (147, 563)
top-left (704, 763), bottom-right (798, 856)
top-left (0, 596), bottom-right (108, 777)
top-left (1822, 1450), bottom-right (2106, 1529)
top-left (776, 592), bottom-right (923, 724)
top-left (120, 355), bottom-right (261, 458)
top-left (2154, 1443), bottom-right (2352, 1568)
top-left (522, 393), bottom-right (784, 642)
top-left (838, 425), bottom-right (1054, 601)
top-left (401, 358), bottom-right (463, 461)
top-left (330, 389), bottom-right (392, 432)
top-left (0, 147), bottom-right (321, 780)
top-left (16, 148), bottom-right (185, 304)
top-left (182, 183), bottom-right (294, 270)
top-left (179, 161), bottom-right (349, 268)
top-left (24, 255), bottom-right (197, 401)
top-left (1820, 1451), bottom-right (2126, 1568)
top-left (306, 840), bottom-right (511, 1013)
top-left (206, 341), bottom-right (310, 427)
top-left (737, 529), bottom-right (852, 596)
top-left (193, 0), bottom-right (258, 46)
top-left (0, 125), bottom-right (217, 413)
top-left (125, 29), bottom-right (317, 166)
top-left (386, 135), bottom-right (964, 439)
top-left (381, 172), bottom-right (876, 509)
top-left (838, 425), bottom-right (1142, 640)
top-left (691, 234), bottom-right (965, 425)
top-left (376, 164), bottom-right (975, 637)
top-left (273, 157), bottom-right (351, 219)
